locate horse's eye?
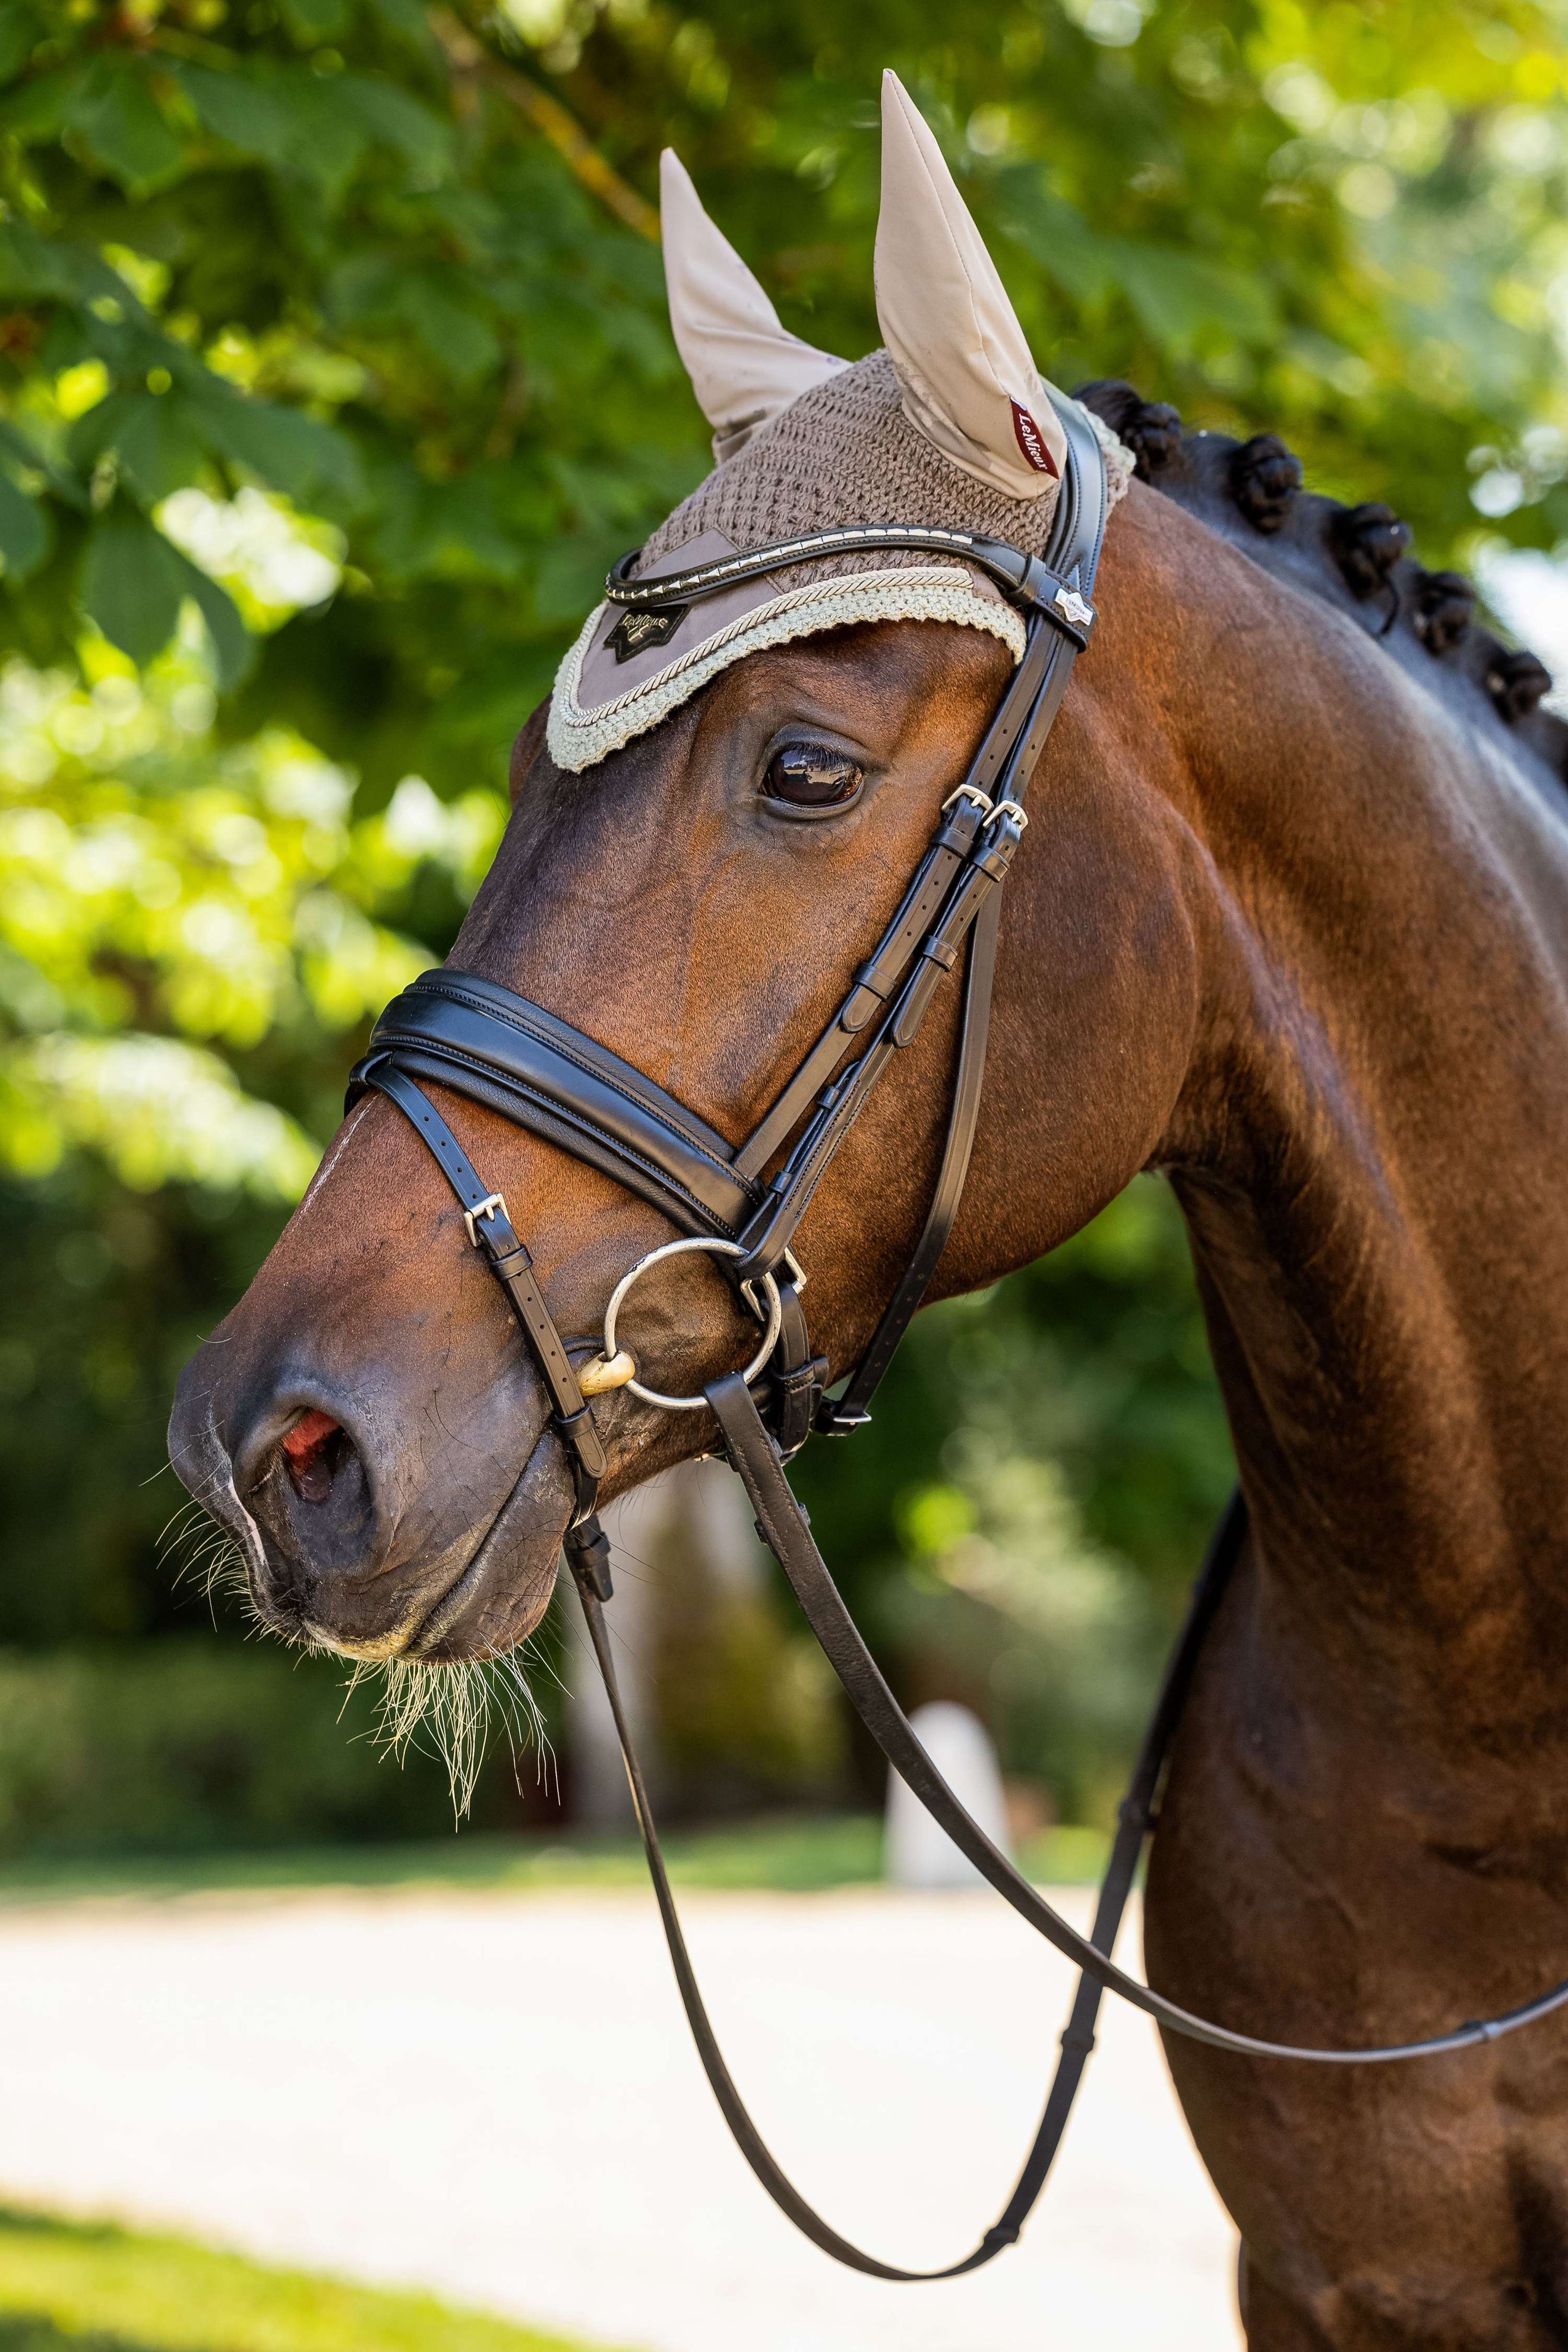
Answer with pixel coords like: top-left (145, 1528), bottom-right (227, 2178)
top-left (762, 742), bottom-right (864, 811)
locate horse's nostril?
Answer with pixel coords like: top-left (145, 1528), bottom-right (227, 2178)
top-left (282, 1408), bottom-right (349, 1504)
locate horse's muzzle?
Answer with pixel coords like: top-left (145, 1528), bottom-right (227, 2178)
top-left (167, 1343), bottom-right (571, 1661)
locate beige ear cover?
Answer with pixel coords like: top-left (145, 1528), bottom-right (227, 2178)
top-left (660, 149), bottom-right (847, 463)
top-left (874, 71), bottom-right (1067, 498)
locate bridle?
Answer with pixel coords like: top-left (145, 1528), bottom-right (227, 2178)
top-left (347, 394), bottom-right (1568, 2280)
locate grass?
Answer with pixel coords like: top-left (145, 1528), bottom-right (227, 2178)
top-left (0, 2204), bottom-right (620, 2352)
top-left (0, 1816), bottom-right (1111, 1909)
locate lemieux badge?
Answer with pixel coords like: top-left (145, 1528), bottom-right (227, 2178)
top-left (606, 605), bottom-right (689, 664)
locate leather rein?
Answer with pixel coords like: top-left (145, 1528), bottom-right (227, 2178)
top-left (347, 394), bottom-right (1568, 2280)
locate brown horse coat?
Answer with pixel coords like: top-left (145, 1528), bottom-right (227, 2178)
top-left (172, 460), bottom-right (1568, 2342)
top-left (166, 76), bottom-right (1568, 2345)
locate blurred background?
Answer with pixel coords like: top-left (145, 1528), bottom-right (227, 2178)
top-left (1, 0), bottom-right (1567, 1875)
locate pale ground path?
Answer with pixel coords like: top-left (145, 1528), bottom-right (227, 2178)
top-left (0, 1886), bottom-right (1243, 2352)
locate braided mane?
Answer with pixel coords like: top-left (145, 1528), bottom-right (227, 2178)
top-left (1074, 381), bottom-right (1567, 798)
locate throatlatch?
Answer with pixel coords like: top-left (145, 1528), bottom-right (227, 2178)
top-left (348, 392), bottom-right (1568, 2282)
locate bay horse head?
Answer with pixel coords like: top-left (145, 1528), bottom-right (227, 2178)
top-left (169, 73), bottom-right (1158, 1666)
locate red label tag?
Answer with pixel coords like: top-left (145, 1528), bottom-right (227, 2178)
top-left (1010, 399), bottom-right (1060, 478)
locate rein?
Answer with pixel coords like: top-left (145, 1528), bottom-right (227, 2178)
top-left (347, 394), bottom-right (1568, 2278)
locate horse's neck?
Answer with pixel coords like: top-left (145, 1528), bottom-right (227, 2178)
top-left (1164, 563), bottom-right (1568, 1725)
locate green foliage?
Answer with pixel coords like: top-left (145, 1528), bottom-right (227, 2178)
top-left (0, 1811), bottom-right (892, 1893)
top-left (0, 1813), bottom-right (1112, 1896)
top-left (647, 1515), bottom-right (846, 1812)
top-left (0, 2203), bottom-right (609, 2352)
top-left (0, 1637), bottom-right (564, 1852)
top-left (0, 0), bottom-right (1560, 782)
top-left (0, 633), bottom-right (502, 1191)
top-left (793, 1177), bottom-right (1232, 1820)
top-left (0, 625), bottom-right (506, 1649)
top-left (0, 0), bottom-right (706, 790)
top-left (0, 0), bottom-right (1565, 1825)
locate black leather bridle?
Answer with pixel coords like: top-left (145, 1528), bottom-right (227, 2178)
top-left (347, 394), bottom-right (1568, 2280)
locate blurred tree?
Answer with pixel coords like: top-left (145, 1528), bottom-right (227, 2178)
top-left (0, 0), bottom-right (1566, 1817)
top-left (0, 634), bottom-right (503, 1634)
top-left (0, 0), bottom-right (1565, 781)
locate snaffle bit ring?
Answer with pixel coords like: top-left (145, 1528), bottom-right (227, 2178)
top-left (600, 1237), bottom-right (782, 1413)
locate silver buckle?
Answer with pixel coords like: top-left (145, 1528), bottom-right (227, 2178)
top-left (987, 798), bottom-right (1029, 834)
top-left (741, 1246), bottom-right (806, 1320)
top-left (942, 782), bottom-right (993, 816)
top-left (463, 1192), bottom-right (508, 1248)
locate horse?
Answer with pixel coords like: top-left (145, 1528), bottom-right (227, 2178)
top-left (170, 71), bottom-right (1568, 2348)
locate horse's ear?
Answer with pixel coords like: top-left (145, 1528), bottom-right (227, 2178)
top-left (660, 149), bottom-right (846, 462)
top-left (874, 72), bottom-right (1066, 499)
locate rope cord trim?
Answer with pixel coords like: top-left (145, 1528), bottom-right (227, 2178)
top-left (548, 566), bottom-right (1027, 773)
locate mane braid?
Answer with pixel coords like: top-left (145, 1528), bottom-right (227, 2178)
top-left (1074, 380), bottom-right (1567, 800)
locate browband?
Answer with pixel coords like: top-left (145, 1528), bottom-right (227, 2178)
top-left (606, 523), bottom-right (1097, 648)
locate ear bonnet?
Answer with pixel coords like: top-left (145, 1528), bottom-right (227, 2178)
top-left (548, 76), bottom-right (1132, 775)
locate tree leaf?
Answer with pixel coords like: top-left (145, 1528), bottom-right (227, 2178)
top-left (192, 384), bottom-right (363, 505)
top-left (172, 61), bottom-right (297, 168)
top-left (279, 0), bottom-right (352, 47)
top-left (80, 503), bottom-right (253, 683)
top-left (0, 473), bottom-right (50, 580)
top-left (63, 389), bottom-right (120, 470)
top-left (172, 551), bottom-right (253, 689)
top-left (1112, 247), bottom-right (1276, 353)
top-left (335, 73), bottom-right (451, 185)
top-left (0, 61), bottom-right (79, 141)
top-left (69, 62), bottom-right (185, 194)
top-left (397, 275), bottom-right (498, 382)
top-left (270, 73), bottom-right (372, 203)
top-left (175, 59), bottom-right (372, 203)
top-left (78, 505), bottom-right (186, 667)
top-left (0, 415), bottom-right (83, 512)
top-left (994, 177), bottom-right (1121, 306)
top-left (71, 389), bottom-right (207, 504)
top-left (533, 526), bottom-right (625, 621)
top-left (320, 248), bottom-right (400, 329)
top-left (995, 171), bottom-right (1275, 351)
top-left (0, 219), bottom-right (94, 302)
top-left (361, 0), bottom-right (440, 61)
top-left (0, 1), bottom-right (40, 89)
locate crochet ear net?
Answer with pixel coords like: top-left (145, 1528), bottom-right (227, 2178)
top-left (659, 150), bottom-right (846, 463)
top-left (659, 77), bottom-right (1066, 497)
top-left (875, 72), bottom-right (1067, 499)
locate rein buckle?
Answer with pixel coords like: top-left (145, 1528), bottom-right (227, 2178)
top-left (463, 1192), bottom-right (508, 1248)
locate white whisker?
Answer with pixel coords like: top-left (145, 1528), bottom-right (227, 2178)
top-left (353, 1651), bottom-right (547, 1821)
top-left (163, 1463), bottom-right (548, 1817)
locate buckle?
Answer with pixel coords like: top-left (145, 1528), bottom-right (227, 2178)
top-left (741, 1247), bottom-right (807, 1319)
top-left (463, 1192), bottom-right (508, 1248)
